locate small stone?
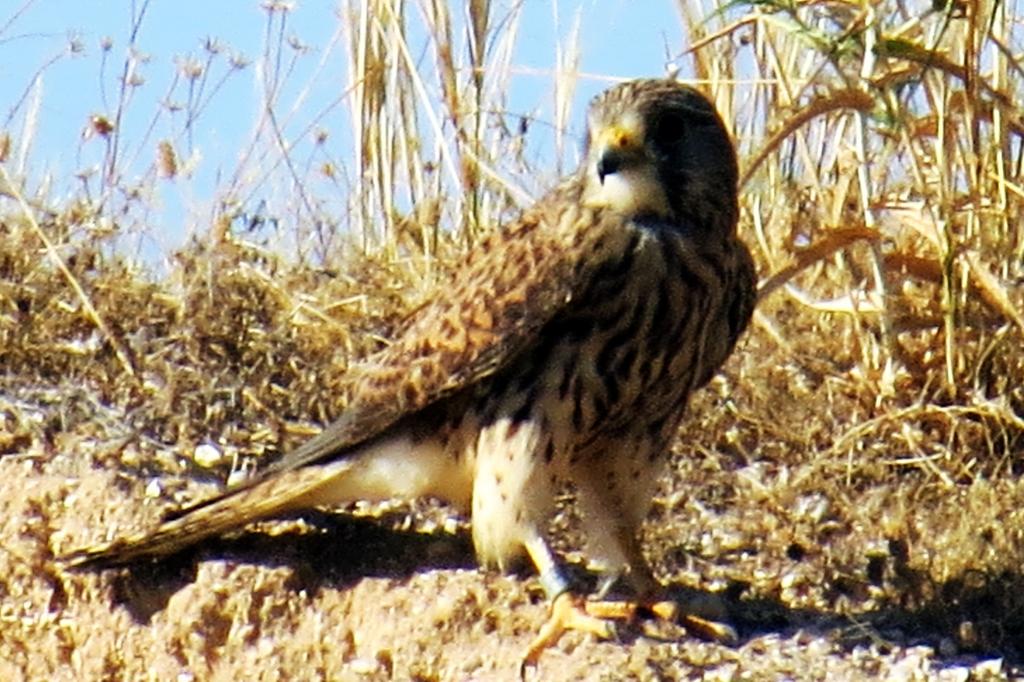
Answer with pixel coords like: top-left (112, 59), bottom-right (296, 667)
top-left (193, 443), bottom-right (222, 468)
top-left (793, 493), bottom-right (830, 522)
top-left (145, 478), bottom-right (162, 498)
top-left (973, 659), bottom-right (1003, 676)
top-left (348, 658), bottom-right (379, 674)
top-left (780, 569), bottom-right (803, 589)
top-left (119, 446), bottom-right (141, 467)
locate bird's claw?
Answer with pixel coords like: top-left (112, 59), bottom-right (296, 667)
top-left (520, 592), bottom-right (619, 679)
top-left (520, 593), bottom-right (736, 678)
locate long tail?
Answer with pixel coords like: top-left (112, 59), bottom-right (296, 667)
top-left (61, 457), bottom-right (354, 570)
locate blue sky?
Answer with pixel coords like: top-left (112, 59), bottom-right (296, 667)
top-left (1, 1), bottom-right (691, 258)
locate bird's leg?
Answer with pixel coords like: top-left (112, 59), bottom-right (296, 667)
top-left (520, 535), bottom-right (622, 675)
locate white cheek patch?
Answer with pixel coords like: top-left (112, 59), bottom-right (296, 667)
top-left (586, 165), bottom-right (671, 216)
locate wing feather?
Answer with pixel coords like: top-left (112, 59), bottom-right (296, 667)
top-left (157, 178), bottom-right (622, 519)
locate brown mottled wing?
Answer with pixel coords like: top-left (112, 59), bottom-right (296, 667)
top-left (166, 180), bottom-right (613, 515)
top-left (249, 178), bottom-right (610, 477)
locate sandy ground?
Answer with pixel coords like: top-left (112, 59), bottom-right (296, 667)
top-left (0, 391), bottom-right (1016, 682)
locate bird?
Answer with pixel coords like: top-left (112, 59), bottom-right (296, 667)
top-left (61, 77), bottom-right (757, 670)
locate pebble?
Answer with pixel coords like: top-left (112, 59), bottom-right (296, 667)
top-left (145, 478), bottom-right (162, 498)
top-left (193, 443), bottom-right (222, 468)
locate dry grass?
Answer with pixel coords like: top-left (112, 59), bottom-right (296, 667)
top-left (1, 0), bottom-right (1023, 678)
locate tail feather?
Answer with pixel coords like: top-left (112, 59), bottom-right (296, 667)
top-left (62, 458), bottom-right (353, 570)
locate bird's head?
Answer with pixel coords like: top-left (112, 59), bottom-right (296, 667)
top-left (581, 79), bottom-right (739, 236)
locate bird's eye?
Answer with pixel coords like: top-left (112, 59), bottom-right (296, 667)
top-left (650, 111), bottom-right (687, 148)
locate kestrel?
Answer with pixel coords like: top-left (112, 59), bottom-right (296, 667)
top-left (63, 78), bottom-right (756, 670)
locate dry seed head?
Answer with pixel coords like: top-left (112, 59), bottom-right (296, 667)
top-left (230, 53), bottom-right (251, 70)
top-left (204, 37), bottom-right (223, 55)
top-left (157, 141), bottom-right (178, 179)
top-left (261, 1), bottom-right (295, 14)
top-left (87, 115), bottom-right (115, 139)
top-left (179, 57), bottom-right (204, 81)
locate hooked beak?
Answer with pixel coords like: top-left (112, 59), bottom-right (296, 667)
top-left (593, 122), bottom-right (644, 185)
top-left (596, 150), bottom-right (624, 184)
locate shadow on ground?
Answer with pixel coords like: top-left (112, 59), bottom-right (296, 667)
top-left (107, 511), bottom-right (475, 623)
top-left (100, 513), bottom-right (1024, 676)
